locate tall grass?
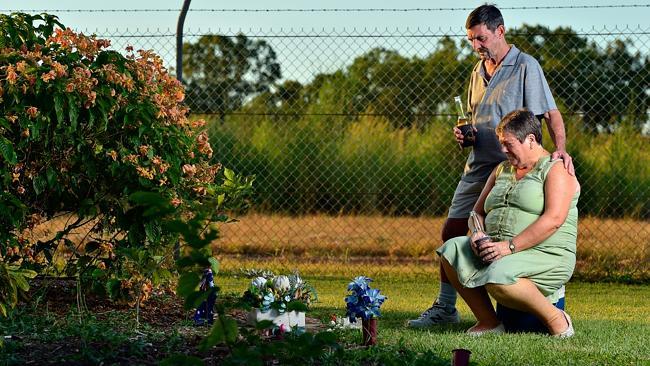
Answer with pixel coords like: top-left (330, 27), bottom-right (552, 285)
top-left (207, 114), bottom-right (649, 219)
top-left (567, 122), bottom-right (650, 218)
top-left (210, 114), bottom-right (467, 216)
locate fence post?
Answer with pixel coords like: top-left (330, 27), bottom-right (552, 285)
top-left (176, 0), bottom-right (192, 83)
top-left (175, 0), bottom-right (192, 260)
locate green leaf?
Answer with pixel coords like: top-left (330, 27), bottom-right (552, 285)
top-left (315, 330), bottom-right (338, 343)
top-left (13, 269), bottom-right (37, 279)
top-left (174, 257), bottom-right (195, 269)
top-left (144, 222), bottom-right (161, 243)
top-left (97, 98), bottom-right (110, 132)
top-left (200, 316), bottom-right (238, 350)
top-left (130, 191), bottom-right (163, 205)
top-left (160, 354), bottom-right (204, 366)
top-left (208, 257), bottom-right (220, 275)
top-left (254, 320), bottom-right (274, 330)
top-left (30, 123), bottom-right (39, 140)
top-left (200, 322), bottom-right (225, 350)
top-left (67, 94), bottom-right (78, 130)
top-left (84, 241), bottom-right (100, 253)
top-left (91, 268), bottom-right (105, 279)
top-left (184, 290), bottom-right (209, 310)
top-left (164, 220), bottom-right (189, 237)
top-left (33, 174), bottom-right (47, 195)
top-left (129, 192), bottom-right (174, 217)
top-left (54, 93), bottom-right (65, 125)
top-left (0, 137), bottom-right (17, 164)
top-left (12, 275), bottom-right (30, 292)
top-left (177, 272), bottom-right (200, 298)
top-left (223, 168), bottom-right (235, 181)
top-left (287, 300), bottom-right (308, 312)
top-left (222, 316), bottom-right (238, 343)
top-left (46, 167), bottom-right (58, 188)
top-left (106, 278), bottom-right (121, 299)
top-left (152, 269), bottom-right (172, 285)
top-left (78, 198), bottom-right (96, 217)
top-left (88, 109), bottom-right (96, 128)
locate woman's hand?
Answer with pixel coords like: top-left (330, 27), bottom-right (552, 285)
top-left (478, 240), bottom-right (510, 263)
top-left (470, 231), bottom-right (489, 257)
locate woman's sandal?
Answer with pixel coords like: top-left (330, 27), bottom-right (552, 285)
top-left (466, 323), bottom-right (505, 336)
top-left (553, 310), bottom-right (575, 338)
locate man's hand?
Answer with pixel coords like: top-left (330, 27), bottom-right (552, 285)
top-left (453, 126), bottom-right (477, 146)
top-left (551, 150), bottom-right (575, 176)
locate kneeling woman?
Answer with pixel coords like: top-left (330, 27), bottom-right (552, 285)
top-left (438, 109), bottom-right (579, 337)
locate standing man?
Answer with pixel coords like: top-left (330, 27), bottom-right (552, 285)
top-left (408, 4), bottom-right (574, 328)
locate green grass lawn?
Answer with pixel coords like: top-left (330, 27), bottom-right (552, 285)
top-left (2, 276), bottom-right (648, 365)
top-left (220, 276), bottom-right (650, 366)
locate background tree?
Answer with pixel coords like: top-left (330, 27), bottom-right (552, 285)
top-left (182, 34), bottom-right (281, 119)
top-left (236, 37), bottom-right (475, 129)
top-left (232, 27), bottom-right (648, 133)
top-left (509, 24), bottom-right (649, 132)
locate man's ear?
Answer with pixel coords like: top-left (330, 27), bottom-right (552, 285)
top-left (496, 24), bottom-right (506, 38)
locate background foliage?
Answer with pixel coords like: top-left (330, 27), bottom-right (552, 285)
top-left (173, 25), bottom-right (650, 218)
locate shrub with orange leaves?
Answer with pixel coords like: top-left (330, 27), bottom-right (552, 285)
top-left (0, 13), bottom-right (253, 314)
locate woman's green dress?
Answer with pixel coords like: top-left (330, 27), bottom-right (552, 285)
top-left (437, 156), bottom-right (579, 302)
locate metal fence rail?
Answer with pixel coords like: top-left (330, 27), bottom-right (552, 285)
top-left (38, 25), bottom-right (650, 280)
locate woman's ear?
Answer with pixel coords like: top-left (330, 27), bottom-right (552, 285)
top-left (528, 134), bottom-right (536, 150)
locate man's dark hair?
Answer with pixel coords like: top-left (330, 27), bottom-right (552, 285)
top-left (465, 4), bottom-right (504, 31)
top-left (496, 109), bottom-right (543, 144)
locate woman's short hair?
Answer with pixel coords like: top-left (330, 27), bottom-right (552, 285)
top-left (496, 109), bottom-right (543, 144)
top-left (466, 4), bottom-right (504, 31)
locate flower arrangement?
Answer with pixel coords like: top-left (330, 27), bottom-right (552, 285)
top-left (242, 271), bottom-right (317, 313)
top-left (345, 276), bottom-right (387, 322)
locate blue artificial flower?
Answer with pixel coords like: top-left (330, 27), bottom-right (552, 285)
top-left (261, 291), bottom-right (275, 312)
top-left (347, 276), bottom-right (371, 292)
top-left (193, 269), bottom-right (217, 326)
top-left (344, 276), bottom-right (387, 322)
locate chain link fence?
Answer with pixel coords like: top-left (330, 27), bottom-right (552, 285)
top-left (52, 23), bottom-right (650, 281)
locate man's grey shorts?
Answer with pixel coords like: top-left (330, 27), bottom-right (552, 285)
top-left (447, 180), bottom-right (487, 219)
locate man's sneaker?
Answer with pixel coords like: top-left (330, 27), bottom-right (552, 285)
top-left (407, 302), bottom-right (460, 328)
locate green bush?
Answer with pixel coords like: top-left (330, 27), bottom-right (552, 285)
top-left (0, 13), bottom-right (251, 316)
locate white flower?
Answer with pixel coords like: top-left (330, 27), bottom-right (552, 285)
top-left (290, 274), bottom-right (304, 288)
top-left (251, 277), bottom-right (267, 290)
top-left (273, 275), bottom-right (291, 292)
